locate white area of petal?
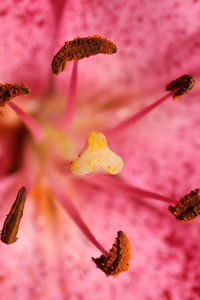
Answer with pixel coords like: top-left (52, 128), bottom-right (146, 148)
top-left (70, 131), bottom-right (123, 176)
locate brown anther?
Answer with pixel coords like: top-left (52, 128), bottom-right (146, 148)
top-left (92, 231), bottom-right (131, 277)
top-left (52, 35), bottom-right (117, 75)
top-left (166, 74), bottom-right (195, 99)
top-left (0, 82), bottom-right (29, 107)
top-left (169, 188), bottom-right (200, 222)
top-left (1, 187), bottom-right (26, 244)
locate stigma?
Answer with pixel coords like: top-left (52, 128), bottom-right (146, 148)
top-left (51, 35), bottom-right (117, 74)
top-left (92, 231), bottom-right (131, 277)
top-left (166, 74), bottom-right (195, 99)
top-left (169, 188), bottom-right (200, 222)
top-left (70, 131), bottom-right (123, 176)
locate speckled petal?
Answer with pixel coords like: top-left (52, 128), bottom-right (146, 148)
top-left (0, 0), bottom-right (55, 95)
top-left (110, 92), bottom-right (200, 198)
top-left (1, 183), bottom-right (199, 300)
top-left (55, 0), bottom-right (200, 102)
top-left (1, 1), bottom-right (200, 300)
top-left (77, 183), bottom-right (200, 300)
top-left (54, 0), bottom-right (200, 197)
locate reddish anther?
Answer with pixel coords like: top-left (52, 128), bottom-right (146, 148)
top-left (0, 82), bottom-right (29, 106)
top-left (92, 231), bottom-right (131, 277)
top-left (52, 35), bottom-right (117, 75)
top-left (166, 74), bottom-right (195, 99)
top-left (169, 188), bottom-right (200, 222)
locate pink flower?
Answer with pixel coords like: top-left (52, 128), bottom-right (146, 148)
top-left (0, 0), bottom-right (200, 299)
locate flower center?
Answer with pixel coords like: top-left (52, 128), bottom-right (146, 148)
top-left (0, 34), bottom-right (196, 277)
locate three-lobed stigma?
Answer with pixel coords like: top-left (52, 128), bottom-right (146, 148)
top-left (169, 188), bottom-right (200, 222)
top-left (0, 82), bottom-right (29, 106)
top-left (70, 131), bottom-right (123, 176)
top-left (51, 35), bottom-right (117, 75)
top-left (166, 74), bottom-right (195, 99)
top-left (92, 231), bottom-right (131, 277)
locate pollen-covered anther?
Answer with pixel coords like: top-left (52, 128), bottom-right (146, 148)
top-left (169, 188), bottom-right (200, 222)
top-left (1, 187), bottom-right (26, 245)
top-left (70, 131), bottom-right (123, 176)
top-left (0, 82), bottom-right (29, 106)
top-left (166, 74), bottom-right (195, 99)
top-left (92, 231), bottom-right (131, 277)
top-left (52, 35), bottom-right (117, 74)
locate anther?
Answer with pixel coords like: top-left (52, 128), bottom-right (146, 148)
top-left (0, 81), bottom-right (43, 142)
top-left (1, 187), bottom-right (26, 244)
top-left (52, 35), bottom-right (117, 74)
top-left (166, 74), bottom-right (195, 99)
top-left (70, 131), bottom-right (123, 176)
top-left (0, 82), bottom-right (29, 106)
top-left (92, 231), bottom-right (131, 277)
top-left (169, 188), bottom-right (200, 222)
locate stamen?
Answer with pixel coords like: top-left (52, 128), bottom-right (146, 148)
top-left (106, 92), bottom-right (172, 136)
top-left (52, 188), bottom-right (108, 256)
top-left (0, 82), bottom-right (29, 106)
top-left (8, 101), bottom-right (43, 142)
top-left (107, 74), bottom-right (195, 136)
top-left (1, 187), bottom-right (26, 245)
top-left (169, 188), bottom-right (200, 222)
top-left (166, 74), bottom-right (195, 99)
top-left (52, 35), bottom-right (117, 75)
top-left (92, 231), bottom-right (131, 277)
top-left (70, 131), bottom-right (123, 176)
top-left (0, 82), bottom-right (43, 142)
top-left (88, 174), bottom-right (174, 204)
top-left (58, 60), bottom-right (78, 129)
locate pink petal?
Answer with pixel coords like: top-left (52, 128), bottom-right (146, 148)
top-left (0, 0), bottom-right (55, 95)
top-left (1, 1), bottom-right (200, 300)
top-left (55, 0), bottom-right (200, 101)
top-left (110, 92), bottom-right (200, 197)
top-left (54, 0), bottom-right (200, 196)
top-left (74, 184), bottom-right (200, 300)
top-left (1, 184), bottom-right (200, 300)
